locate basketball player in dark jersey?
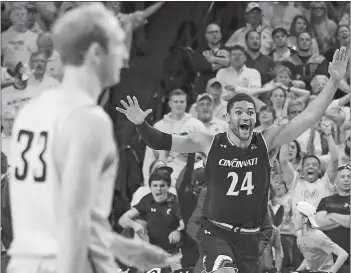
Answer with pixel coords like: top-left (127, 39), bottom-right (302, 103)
top-left (117, 47), bottom-right (349, 273)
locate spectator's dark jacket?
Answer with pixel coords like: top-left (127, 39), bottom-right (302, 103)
top-left (1, 174), bottom-right (12, 249)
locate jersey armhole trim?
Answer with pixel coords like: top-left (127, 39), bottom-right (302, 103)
top-left (260, 132), bottom-right (274, 168)
top-left (204, 134), bottom-right (216, 165)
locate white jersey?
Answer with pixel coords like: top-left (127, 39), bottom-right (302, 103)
top-left (8, 87), bottom-right (118, 266)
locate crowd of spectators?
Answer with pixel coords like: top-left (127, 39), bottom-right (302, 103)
top-left (1, 2), bottom-right (350, 273)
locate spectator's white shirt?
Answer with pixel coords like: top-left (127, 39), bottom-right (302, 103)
top-left (289, 171), bottom-right (334, 214)
top-left (1, 27), bottom-right (38, 71)
top-left (216, 65), bottom-right (261, 100)
top-left (189, 100), bottom-right (227, 121)
top-left (27, 75), bottom-right (60, 89)
top-left (203, 117), bottom-right (229, 135)
top-left (296, 128), bottom-right (322, 156)
top-left (142, 113), bottom-right (206, 184)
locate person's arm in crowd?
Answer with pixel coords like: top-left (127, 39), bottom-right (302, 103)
top-left (338, 79), bottom-right (351, 93)
top-left (207, 50), bottom-right (230, 68)
top-left (321, 122), bottom-right (339, 182)
top-left (169, 204), bottom-right (184, 245)
top-left (273, 228), bottom-right (283, 273)
top-left (118, 207), bottom-right (147, 236)
top-left (316, 199), bottom-right (342, 231)
top-left (235, 85), bottom-right (275, 97)
top-left (338, 93), bottom-right (351, 106)
top-left (138, 2), bottom-right (164, 19)
top-left (279, 144), bottom-right (296, 186)
top-left (258, 212), bottom-right (273, 256)
top-left (186, 189), bottom-right (207, 243)
top-left (288, 86), bottom-right (310, 98)
top-left (176, 153), bottom-right (196, 192)
top-left (306, 126), bottom-right (316, 156)
top-left (116, 96), bottom-right (214, 154)
top-left (55, 108), bottom-right (112, 273)
top-left (328, 213), bottom-right (351, 228)
top-left (262, 47), bottom-right (350, 150)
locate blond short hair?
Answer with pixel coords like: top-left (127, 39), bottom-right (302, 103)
top-left (52, 3), bottom-right (124, 66)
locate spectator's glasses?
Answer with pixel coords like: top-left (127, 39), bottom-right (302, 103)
top-left (337, 165), bottom-right (350, 172)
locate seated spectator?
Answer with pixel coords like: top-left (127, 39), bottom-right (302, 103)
top-left (284, 31), bottom-right (329, 89)
top-left (37, 32), bottom-right (62, 81)
top-left (119, 166), bottom-right (184, 272)
top-left (1, 3), bottom-right (38, 71)
top-left (225, 2), bottom-right (273, 56)
top-left (293, 201), bottom-right (348, 273)
top-left (245, 30), bottom-right (275, 85)
top-left (27, 51), bottom-right (59, 88)
top-left (142, 89), bottom-right (205, 184)
top-left (193, 94), bottom-right (228, 134)
top-left (193, 23), bottom-right (229, 97)
top-left (288, 15), bottom-right (320, 55)
top-left (254, 105), bottom-right (276, 133)
top-left (216, 45), bottom-right (263, 109)
top-left (269, 27), bottom-right (295, 63)
top-left (189, 78), bottom-right (227, 121)
top-left (316, 165), bottom-right (350, 273)
top-left (310, 1), bottom-right (337, 54)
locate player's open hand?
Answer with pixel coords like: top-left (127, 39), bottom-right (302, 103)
top-left (116, 96), bottom-right (152, 125)
top-left (328, 46), bottom-right (350, 81)
top-left (113, 235), bottom-right (181, 271)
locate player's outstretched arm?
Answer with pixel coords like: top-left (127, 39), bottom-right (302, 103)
top-left (263, 47), bottom-right (350, 150)
top-left (116, 96), bottom-right (213, 153)
top-left (55, 108), bottom-right (112, 273)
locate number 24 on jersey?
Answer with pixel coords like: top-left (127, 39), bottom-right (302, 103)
top-left (226, 171), bottom-right (254, 196)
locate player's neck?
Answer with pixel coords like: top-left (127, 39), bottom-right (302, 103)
top-left (61, 66), bottom-right (102, 101)
top-left (227, 130), bottom-right (252, 149)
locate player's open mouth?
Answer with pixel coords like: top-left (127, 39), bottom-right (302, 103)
top-left (239, 124), bottom-right (250, 131)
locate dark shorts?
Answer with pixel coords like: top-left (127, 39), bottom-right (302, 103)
top-left (198, 218), bottom-right (260, 273)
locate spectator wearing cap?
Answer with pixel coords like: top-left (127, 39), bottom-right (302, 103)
top-left (119, 166), bottom-right (184, 272)
top-left (1, 3), bottom-right (38, 71)
top-left (293, 201), bottom-right (348, 273)
top-left (193, 23), bottom-right (229, 98)
top-left (189, 78), bottom-right (227, 122)
top-left (194, 93), bottom-right (228, 135)
top-left (216, 45), bottom-right (265, 110)
top-left (142, 89), bottom-right (205, 186)
top-left (245, 30), bottom-right (275, 85)
top-left (269, 28), bottom-right (296, 63)
top-left (283, 32), bottom-right (329, 89)
top-left (316, 165), bottom-right (350, 273)
top-left (225, 2), bottom-right (273, 56)
top-left (37, 32), bottom-right (62, 81)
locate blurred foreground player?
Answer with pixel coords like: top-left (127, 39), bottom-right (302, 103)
top-left (117, 47), bottom-right (350, 273)
top-left (7, 3), bottom-right (178, 273)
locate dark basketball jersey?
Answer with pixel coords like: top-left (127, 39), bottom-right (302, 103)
top-left (203, 132), bottom-right (271, 227)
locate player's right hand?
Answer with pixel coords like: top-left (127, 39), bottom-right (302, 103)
top-left (116, 96), bottom-right (152, 125)
top-left (114, 236), bottom-right (181, 271)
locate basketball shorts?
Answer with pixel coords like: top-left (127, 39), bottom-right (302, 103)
top-left (198, 218), bottom-right (260, 273)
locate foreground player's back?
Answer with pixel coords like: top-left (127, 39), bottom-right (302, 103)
top-left (8, 87), bottom-right (98, 257)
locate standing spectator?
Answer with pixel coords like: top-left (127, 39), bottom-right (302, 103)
top-left (316, 165), bottom-right (350, 273)
top-left (245, 30), bottom-right (275, 85)
top-left (268, 86), bottom-right (288, 124)
top-left (119, 167), bottom-right (185, 272)
top-left (269, 28), bottom-right (295, 63)
top-left (189, 79), bottom-right (227, 121)
top-left (1, 3), bottom-right (38, 71)
top-left (310, 1), bottom-right (337, 54)
top-left (193, 23), bottom-right (229, 98)
top-left (293, 201), bottom-right (348, 273)
top-left (225, 2), bottom-right (273, 56)
top-left (37, 32), bottom-right (62, 81)
top-left (216, 45), bottom-right (262, 102)
top-left (284, 31), bottom-right (329, 89)
top-left (25, 3), bottom-right (44, 34)
top-left (288, 15), bottom-right (319, 55)
top-left (26, 51), bottom-right (59, 89)
top-left (254, 105), bottom-right (276, 133)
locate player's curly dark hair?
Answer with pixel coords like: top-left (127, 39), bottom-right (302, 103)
top-left (227, 93), bottom-right (256, 113)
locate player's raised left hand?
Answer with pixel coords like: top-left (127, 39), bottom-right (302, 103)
top-left (116, 96), bottom-right (153, 125)
top-left (328, 46), bottom-right (350, 81)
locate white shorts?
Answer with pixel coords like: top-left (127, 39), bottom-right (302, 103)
top-left (7, 257), bottom-right (57, 273)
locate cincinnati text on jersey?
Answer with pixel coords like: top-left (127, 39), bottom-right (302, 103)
top-left (218, 158), bottom-right (258, 168)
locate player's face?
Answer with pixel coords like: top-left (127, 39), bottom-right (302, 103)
top-left (270, 88), bottom-right (285, 108)
top-left (302, 157), bottom-right (320, 182)
top-left (150, 180), bottom-right (169, 203)
top-left (288, 141), bottom-right (298, 161)
top-left (169, 95), bottom-right (187, 115)
top-left (337, 169), bottom-right (350, 192)
top-left (227, 101), bottom-right (256, 141)
top-left (197, 98), bottom-right (214, 123)
top-left (100, 16), bottom-right (129, 88)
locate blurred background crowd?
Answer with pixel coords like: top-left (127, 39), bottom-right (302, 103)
top-left (1, 2), bottom-right (350, 273)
